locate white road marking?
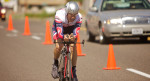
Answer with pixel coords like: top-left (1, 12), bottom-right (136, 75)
top-left (127, 68), bottom-right (150, 78)
top-left (0, 26), bottom-right (4, 29)
top-left (6, 34), bottom-right (17, 37)
top-left (31, 35), bottom-right (41, 40)
top-left (32, 33), bottom-right (44, 36)
top-left (12, 30), bottom-right (18, 33)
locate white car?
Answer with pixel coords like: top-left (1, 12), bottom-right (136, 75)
top-left (86, 0), bottom-right (150, 44)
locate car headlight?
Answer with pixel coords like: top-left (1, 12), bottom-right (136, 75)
top-left (106, 18), bottom-right (122, 24)
top-left (1, 9), bottom-right (6, 14)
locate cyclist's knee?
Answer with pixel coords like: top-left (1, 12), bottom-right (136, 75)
top-left (70, 43), bottom-right (75, 47)
top-left (70, 44), bottom-right (76, 52)
top-left (55, 44), bottom-right (63, 51)
top-left (55, 46), bottom-right (61, 51)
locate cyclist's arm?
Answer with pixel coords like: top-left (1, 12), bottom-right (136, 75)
top-left (73, 13), bottom-right (82, 38)
top-left (73, 19), bottom-right (82, 38)
top-left (53, 14), bottom-right (64, 40)
top-left (52, 21), bottom-right (58, 40)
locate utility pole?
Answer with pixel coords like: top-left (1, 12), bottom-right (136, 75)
top-left (25, 0), bottom-right (28, 13)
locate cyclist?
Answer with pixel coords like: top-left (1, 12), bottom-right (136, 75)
top-left (51, 1), bottom-right (82, 81)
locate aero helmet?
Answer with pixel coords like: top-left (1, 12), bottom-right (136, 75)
top-left (65, 1), bottom-right (79, 15)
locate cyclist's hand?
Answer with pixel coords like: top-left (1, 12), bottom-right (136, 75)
top-left (64, 34), bottom-right (69, 42)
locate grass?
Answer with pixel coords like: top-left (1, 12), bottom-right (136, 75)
top-left (24, 9), bottom-right (86, 18)
top-left (25, 11), bottom-right (55, 19)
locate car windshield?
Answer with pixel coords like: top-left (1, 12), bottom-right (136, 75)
top-left (101, 0), bottom-right (150, 11)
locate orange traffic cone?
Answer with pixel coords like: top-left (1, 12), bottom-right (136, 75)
top-left (42, 20), bottom-right (53, 45)
top-left (76, 34), bottom-right (86, 56)
top-left (103, 44), bottom-right (120, 70)
top-left (22, 16), bottom-right (31, 36)
top-left (7, 15), bottom-right (14, 31)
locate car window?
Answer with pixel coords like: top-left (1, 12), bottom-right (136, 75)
top-left (101, 0), bottom-right (150, 11)
top-left (93, 0), bottom-right (102, 10)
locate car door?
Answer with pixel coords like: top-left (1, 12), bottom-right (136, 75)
top-left (88, 0), bottom-right (102, 36)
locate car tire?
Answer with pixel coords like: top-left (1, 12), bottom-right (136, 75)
top-left (85, 21), bottom-right (95, 42)
top-left (99, 30), bottom-right (111, 44)
top-left (88, 32), bottom-right (95, 42)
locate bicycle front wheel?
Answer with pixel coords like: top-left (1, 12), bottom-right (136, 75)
top-left (67, 53), bottom-right (72, 81)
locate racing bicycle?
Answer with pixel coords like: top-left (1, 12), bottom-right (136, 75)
top-left (54, 40), bottom-right (84, 81)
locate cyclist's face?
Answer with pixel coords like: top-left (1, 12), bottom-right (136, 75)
top-left (67, 13), bottom-right (77, 22)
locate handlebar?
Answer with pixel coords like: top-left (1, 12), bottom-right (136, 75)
top-left (54, 40), bottom-right (85, 46)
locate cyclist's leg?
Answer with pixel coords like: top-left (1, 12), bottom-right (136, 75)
top-left (70, 44), bottom-right (77, 66)
top-left (54, 38), bottom-right (64, 61)
top-left (70, 43), bottom-right (78, 81)
top-left (52, 38), bottom-right (63, 79)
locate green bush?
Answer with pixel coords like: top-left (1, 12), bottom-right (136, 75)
top-left (67, 0), bottom-right (83, 4)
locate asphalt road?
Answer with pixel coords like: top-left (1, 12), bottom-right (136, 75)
top-left (0, 17), bottom-right (150, 81)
